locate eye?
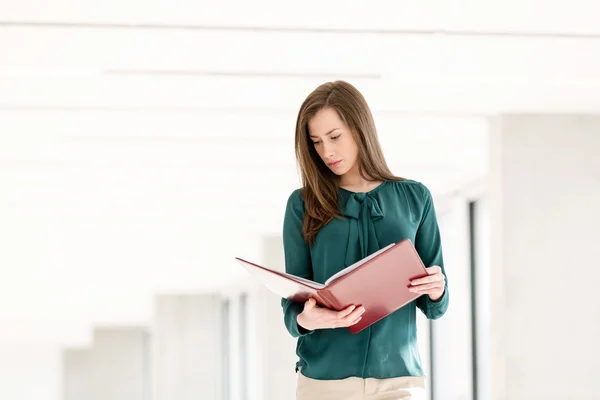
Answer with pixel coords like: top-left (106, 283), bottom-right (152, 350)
top-left (312, 140), bottom-right (321, 146)
top-left (331, 135), bottom-right (341, 140)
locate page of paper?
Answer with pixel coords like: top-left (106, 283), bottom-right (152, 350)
top-left (237, 258), bottom-right (325, 299)
top-left (282, 272), bottom-right (325, 290)
top-left (324, 242), bottom-right (396, 286)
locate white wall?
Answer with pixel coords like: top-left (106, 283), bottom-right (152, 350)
top-left (151, 294), bottom-right (224, 400)
top-left (490, 116), bottom-right (600, 399)
top-left (63, 348), bottom-right (92, 400)
top-left (0, 343), bottom-right (61, 400)
top-left (89, 327), bottom-right (151, 400)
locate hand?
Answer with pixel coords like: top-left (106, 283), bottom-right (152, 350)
top-left (297, 298), bottom-right (365, 331)
top-left (409, 265), bottom-right (445, 301)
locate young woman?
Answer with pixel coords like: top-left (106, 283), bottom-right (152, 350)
top-left (280, 80), bottom-right (449, 399)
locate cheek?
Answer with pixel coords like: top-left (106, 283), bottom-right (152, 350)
top-left (343, 138), bottom-right (358, 159)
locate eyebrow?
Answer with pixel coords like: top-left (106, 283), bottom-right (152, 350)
top-left (309, 128), bottom-right (339, 139)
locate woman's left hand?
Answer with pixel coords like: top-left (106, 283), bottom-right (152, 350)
top-left (409, 266), bottom-right (445, 301)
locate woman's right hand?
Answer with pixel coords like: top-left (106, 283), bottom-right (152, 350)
top-left (296, 298), bottom-right (366, 331)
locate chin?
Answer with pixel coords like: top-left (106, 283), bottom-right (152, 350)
top-left (330, 168), bottom-right (349, 176)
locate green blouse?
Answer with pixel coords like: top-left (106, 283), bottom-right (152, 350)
top-left (280, 179), bottom-right (449, 380)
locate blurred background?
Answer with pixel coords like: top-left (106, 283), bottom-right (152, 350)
top-left (1, 1), bottom-right (599, 399)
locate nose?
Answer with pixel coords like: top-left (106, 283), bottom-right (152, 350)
top-left (322, 142), bottom-right (335, 159)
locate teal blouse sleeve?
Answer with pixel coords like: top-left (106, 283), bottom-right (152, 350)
top-left (280, 189), bottom-right (315, 337)
top-left (414, 183), bottom-right (449, 319)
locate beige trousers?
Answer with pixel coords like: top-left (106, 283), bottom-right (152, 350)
top-left (296, 371), bottom-right (426, 400)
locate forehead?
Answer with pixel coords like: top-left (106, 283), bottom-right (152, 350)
top-left (308, 108), bottom-right (344, 137)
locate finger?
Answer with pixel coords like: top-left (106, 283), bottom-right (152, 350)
top-left (410, 274), bottom-right (443, 286)
top-left (333, 313), bottom-right (363, 328)
top-left (415, 281), bottom-right (445, 289)
top-left (340, 306), bottom-right (365, 323)
top-left (409, 282), bottom-right (445, 292)
top-left (335, 305), bottom-right (357, 319)
top-left (304, 298), bottom-right (317, 310)
top-left (426, 265), bottom-right (442, 275)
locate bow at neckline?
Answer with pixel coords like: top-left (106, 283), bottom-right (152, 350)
top-left (341, 191), bottom-right (384, 267)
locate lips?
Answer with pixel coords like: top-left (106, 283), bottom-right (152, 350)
top-left (328, 160), bottom-right (341, 168)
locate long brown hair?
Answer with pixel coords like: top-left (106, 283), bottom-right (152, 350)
top-left (294, 80), bottom-right (405, 244)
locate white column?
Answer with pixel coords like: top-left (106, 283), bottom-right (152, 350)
top-left (218, 235), bottom-right (296, 400)
top-left (62, 347), bottom-right (92, 400)
top-left (152, 293), bottom-right (223, 400)
top-left (431, 197), bottom-right (474, 400)
top-left (490, 116), bottom-right (600, 399)
top-left (227, 292), bottom-right (243, 400)
top-left (472, 197), bottom-right (492, 400)
top-left (219, 235), bottom-right (299, 400)
top-left (255, 235), bottom-right (300, 400)
top-left (90, 327), bottom-right (151, 400)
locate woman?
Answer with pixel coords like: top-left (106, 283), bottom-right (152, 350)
top-left (281, 80), bottom-right (449, 400)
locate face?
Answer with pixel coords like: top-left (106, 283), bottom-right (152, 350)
top-left (307, 107), bottom-right (360, 176)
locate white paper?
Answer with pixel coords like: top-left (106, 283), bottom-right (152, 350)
top-left (283, 272), bottom-right (325, 289)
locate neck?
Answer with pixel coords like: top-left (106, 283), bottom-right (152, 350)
top-left (339, 164), bottom-right (376, 190)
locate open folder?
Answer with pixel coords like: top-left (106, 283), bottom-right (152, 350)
top-left (234, 238), bottom-right (429, 334)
